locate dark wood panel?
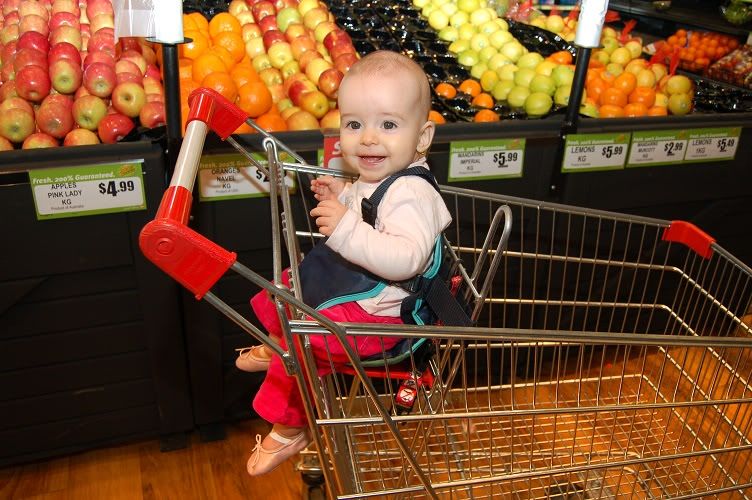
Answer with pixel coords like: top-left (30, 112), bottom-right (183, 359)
top-left (1, 267), bottom-right (139, 303)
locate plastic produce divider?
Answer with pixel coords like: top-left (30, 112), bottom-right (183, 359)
top-left (139, 88), bottom-right (249, 299)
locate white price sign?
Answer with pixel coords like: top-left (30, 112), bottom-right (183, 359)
top-left (627, 130), bottom-right (688, 166)
top-left (198, 153), bottom-right (294, 201)
top-left (684, 127), bottom-right (741, 162)
top-left (562, 133), bottom-right (630, 172)
top-left (30, 162), bottom-right (145, 220)
top-left (448, 138), bottom-right (525, 182)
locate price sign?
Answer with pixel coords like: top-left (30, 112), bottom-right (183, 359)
top-left (448, 138), bottom-right (525, 182)
top-left (318, 136), bottom-right (349, 171)
top-left (562, 133), bottom-right (630, 172)
top-left (198, 153), bottom-right (294, 201)
top-left (684, 127), bottom-right (741, 162)
top-left (627, 130), bottom-right (688, 167)
top-left (29, 162), bottom-right (145, 220)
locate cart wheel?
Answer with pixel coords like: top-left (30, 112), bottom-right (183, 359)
top-left (302, 474), bottom-right (326, 500)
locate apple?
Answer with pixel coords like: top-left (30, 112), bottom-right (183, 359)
top-left (245, 37), bottom-right (266, 59)
top-left (304, 56), bottom-right (331, 84)
top-left (1, 65), bottom-right (17, 85)
top-left (297, 0), bottom-right (320, 16)
top-left (36, 100), bottom-right (75, 138)
top-left (15, 64), bottom-right (51, 102)
top-left (0, 96), bottom-right (35, 115)
top-left (229, 0), bottom-right (249, 16)
top-left (120, 49), bottom-right (147, 75)
top-left (262, 30), bottom-right (286, 50)
top-left (23, 132), bottom-right (59, 149)
top-left (73, 85), bottom-right (91, 99)
top-left (116, 71), bottom-right (141, 84)
top-left (19, 14), bottom-right (50, 38)
top-left (241, 23), bottom-right (262, 42)
top-left (115, 58), bottom-right (141, 76)
top-left (274, 0), bottom-right (298, 10)
top-left (19, 1), bottom-right (50, 20)
top-left (72, 93), bottom-right (107, 129)
top-left (142, 75), bottom-right (163, 95)
top-left (285, 109), bottom-right (319, 130)
top-left (2, 0), bottom-right (21, 16)
top-left (317, 67), bottom-right (342, 99)
top-left (145, 93), bottom-right (164, 103)
top-left (266, 83), bottom-right (286, 103)
top-left (1, 24), bottom-right (21, 46)
top-left (4, 11), bottom-right (21, 25)
top-left (2, 41), bottom-right (18, 64)
top-left (252, 53), bottom-right (272, 73)
top-left (97, 112), bottom-right (134, 143)
top-left (323, 29), bottom-right (351, 52)
top-left (63, 127), bottom-right (99, 145)
top-left (280, 59), bottom-right (300, 79)
top-left (144, 63), bottom-right (161, 81)
top-left (280, 104), bottom-right (301, 121)
top-left (52, 0), bottom-right (80, 16)
top-left (297, 48), bottom-right (322, 70)
top-left (17, 30), bottom-right (49, 53)
top-left (140, 44), bottom-right (157, 65)
top-left (13, 47), bottom-right (47, 72)
top-left (83, 61), bottom-right (116, 97)
top-left (83, 50), bottom-right (114, 69)
top-left (276, 7), bottom-right (302, 32)
top-left (302, 6), bottom-right (328, 30)
top-left (290, 34), bottom-right (316, 59)
top-left (328, 41), bottom-right (356, 62)
top-left (313, 21), bottom-right (336, 43)
top-left (287, 77), bottom-right (316, 105)
top-left (48, 41), bottom-right (82, 64)
top-left (284, 22), bottom-right (308, 41)
top-left (90, 13), bottom-right (114, 34)
top-left (319, 107), bottom-right (339, 129)
top-left (276, 97), bottom-right (294, 113)
top-left (49, 57), bottom-right (83, 94)
top-left (49, 11), bottom-right (80, 31)
top-left (267, 40), bottom-right (293, 68)
top-left (0, 107), bottom-right (35, 143)
top-left (111, 81), bottom-right (146, 117)
top-left (257, 14), bottom-right (278, 34)
top-left (118, 36), bottom-right (142, 54)
top-left (333, 52), bottom-right (357, 73)
top-left (50, 25), bottom-right (82, 50)
top-left (297, 89), bottom-right (328, 118)
top-left (138, 100), bottom-right (165, 128)
top-left (0, 81), bottom-right (19, 101)
top-left (43, 93), bottom-right (75, 111)
top-left (86, 0), bottom-right (114, 19)
top-left (0, 136), bottom-right (14, 151)
top-left (258, 66), bottom-right (283, 87)
top-left (251, 1), bottom-right (276, 23)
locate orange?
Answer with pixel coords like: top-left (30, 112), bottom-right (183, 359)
top-left (234, 121), bottom-right (257, 134)
top-left (212, 45), bottom-right (237, 71)
top-left (458, 79), bottom-right (481, 98)
top-left (628, 87), bottom-right (656, 108)
top-left (598, 104), bottom-right (625, 118)
top-left (586, 77), bottom-right (608, 105)
top-left (201, 72), bottom-right (238, 102)
top-left (180, 29), bottom-right (210, 60)
top-left (471, 92), bottom-right (494, 109)
top-left (230, 64), bottom-right (261, 88)
top-left (189, 12), bottom-right (209, 34)
top-left (473, 109), bottom-right (500, 122)
top-left (613, 72), bottom-right (637, 95)
top-left (435, 82), bottom-right (457, 99)
top-left (548, 50), bottom-right (573, 65)
top-left (192, 52), bottom-right (228, 83)
top-left (178, 58), bottom-right (193, 80)
top-left (213, 31), bottom-right (246, 64)
top-left (256, 112), bottom-right (289, 132)
top-left (237, 81), bottom-right (273, 117)
top-left (209, 12), bottom-right (241, 40)
top-left (183, 13), bottom-right (198, 31)
top-left (623, 102), bottom-right (648, 117)
top-left (179, 78), bottom-right (199, 100)
top-left (428, 110), bottom-right (446, 124)
top-left (646, 105), bottom-right (668, 116)
top-left (599, 87), bottom-right (628, 108)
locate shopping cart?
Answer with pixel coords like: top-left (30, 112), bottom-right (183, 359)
top-left (141, 89), bottom-right (752, 499)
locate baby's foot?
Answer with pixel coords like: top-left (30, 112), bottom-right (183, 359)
top-left (235, 345), bottom-right (272, 372)
top-left (247, 429), bottom-right (311, 476)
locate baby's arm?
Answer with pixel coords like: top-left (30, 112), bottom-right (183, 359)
top-left (311, 175), bottom-right (346, 202)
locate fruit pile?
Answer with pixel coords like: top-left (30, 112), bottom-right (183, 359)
top-left (0, 0), bottom-right (167, 150)
top-left (653, 29), bottom-right (741, 74)
top-left (183, 0), bottom-right (355, 134)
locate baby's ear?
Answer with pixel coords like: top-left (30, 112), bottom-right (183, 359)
top-left (417, 119), bottom-right (435, 154)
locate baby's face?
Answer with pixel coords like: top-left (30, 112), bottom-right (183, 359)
top-left (337, 72), bottom-right (432, 183)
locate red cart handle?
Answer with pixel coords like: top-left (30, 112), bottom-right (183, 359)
top-left (663, 221), bottom-right (716, 259)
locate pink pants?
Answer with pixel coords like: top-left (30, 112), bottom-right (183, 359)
top-left (250, 274), bottom-right (403, 427)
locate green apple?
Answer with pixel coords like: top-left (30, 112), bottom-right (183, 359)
top-left (487, 52), bottom-right (511, 71)
top-left (492, 79), bottom-right (515, 101)
top-left (449, 11), bottom-right (469, 28)
top-left (507, 85), bottom-right (530, 108)
top-left (517, 52), bottom-right (544, 70)
top-left (480, 69), bottom-right (499, 91)
top-left (276, 7), bottom-right (302, 32)
top-left (448, 39), bottom-right (470, 54)
top-left (551, 65), bottom-right (574, 87)
top-left (500, 41), bottom-right (525, 62)
top-left (605, 62), bottom-right (624, 77)
top-left (428, 9), bottom-right (450, 30)
top-left (513, 67), bottom-right (536, 88)
top-left (438, 26), bottom-right (459, 42)
top-left (496, 62), bottom-right (518, 81)
top-left (601, 26), bottom-right (618, 39)
top-left (525, 92), bottom-right (553, 117)
top-left (580, 100), bottom-right (599, 118)
top-left (591, 50), bottom-right (610, 67)
top-left (601, 37), bottom-right (619, 55)
top-left (610, 47), bottom-right (632, 66)
top-left (457, 0), bottom-right (480, 14)
top-left (470, 32), bottom-right (490, 52)
top-left (554, 85), bottom-right (571, 106)
top-left (470, 62), bottom-right (488, 79)
top-left (489, 29), bottom-right (513, 49)
top-left (529, 74), bottom-right (556, 96)
top-left (458, 22), bottom-right (477, 41)
top-left (479, 46), bottom-right (498, 62)
top-left (458, 49), bottom-right (480, 67)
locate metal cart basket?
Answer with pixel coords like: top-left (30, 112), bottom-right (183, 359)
top-left (141, 89), bottom-right (752, 499)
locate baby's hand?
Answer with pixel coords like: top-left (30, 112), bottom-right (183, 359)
top-left (311, 175), bottom-right (345, 202)
top-left (310, 199), bottom-right (347, 236)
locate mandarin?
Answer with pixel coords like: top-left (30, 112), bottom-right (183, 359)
top-left (628, 87), bottom-right (656, 108)
top-left (230, 64), bottom-right (261, 88)
top-left (473, 109), bottom-right (500, 122)
top-left (213, 31), bottom-right (246, 64)
top-left (428, 110), bottom-right (446, 124)
top-left (598, 104), bottom-right (625, 118)
top-left (181, 29), bottom-right (210, 60)
top-left (472, 92), bottom-right (494, 108)
top-left (192, 53), bottom-right (228, 83)
top-left (201, 72), bottom-right (238, 102)
top-left (458, 79), bottom-right (482, 97)
top-left (256, 112), bottom-right (289, 132)
top-left (237, 81), bottom-right (273, 117)
top-left (435, 82), bottom-right (457, 99)
top-left (599, 87), bottom-right (628, 108)
top-left (208, 12), bottom-right (241, 40)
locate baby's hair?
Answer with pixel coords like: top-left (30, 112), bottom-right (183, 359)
top-left (343, 51), bottom-right (432, 120)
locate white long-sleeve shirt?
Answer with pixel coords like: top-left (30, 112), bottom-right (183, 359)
top-left (325, 159), bottom-right (452, 316)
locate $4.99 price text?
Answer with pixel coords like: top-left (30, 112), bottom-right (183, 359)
top-left (98, 179), bottom-right (137, 197)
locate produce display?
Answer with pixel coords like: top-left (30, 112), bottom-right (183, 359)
top-left (708, 44), bottom-right (752, 90)
top-left (651, 28), bottom-right (740, 74)
top-left (0, 0), bottom-right (167, 150)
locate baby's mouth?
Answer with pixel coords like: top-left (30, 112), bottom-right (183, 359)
top-left (359, 156), bottom-right (385, 166)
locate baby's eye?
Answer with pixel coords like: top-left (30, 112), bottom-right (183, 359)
top-left (345, 121), bottom-right (361, 130)
top-left (382, 121), bottom-right (397, 130)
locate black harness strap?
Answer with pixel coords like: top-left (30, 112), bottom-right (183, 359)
top-left (361, 166), bottom-right (440, 228)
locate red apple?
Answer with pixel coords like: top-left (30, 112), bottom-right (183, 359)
top-left (313, 21), bottom-right (336, 44)
top-left (36, 100), bottom-right (75, 138)
top-left (111, 81), bottom-right (145, 117)
top-left (290, 35), bottom-right (316, 60)
top-left (87, 29), bottom-right (114, 53)
top-left (323, 29), bottom-right (351, 52)
top-left (297, 89), bottom-right (328, 118)
top-left (117, 36), bottom-right (142, 54)
top-left (334, 52), bottom-right (357, 74)
top-left (83, 50), bottom-right (114, 69)
top-left (241, 23), bottom-right (262, 42)
top-left (73, 85), bottom-right (91, 99)
top-left (19, 14), bottom-right (50, 37)
top-left (141, 75), bottom-right (163, 95)
top-left (17, 30), bottom-right (49, 53)
top-left (19, 1), bottom-right (50, 21)
top-left (257, 14), bottom-right (278, 34)
top-left (287, 76), bottom-right (316, 105)
top-left (15, 64), bottom-right (51, 102)
top-left (116, 71), bottom-right (141, 84)
top-left (0, 96), bottom-right (34, 115)
top-left (0, 107), bottom-right (35, 143)
top-left (2, 41), bottom-right (18, 65)
top-left (52, 0), bottom-right (80, 17)
top-left (48, 41), bottom-right (82, 64)
top-left (2, 0), bottom-right (21, 17)
top-left (63, 127), bottom-right (99, 145)
top-left (13, 47), bottom-right (47, 72)
top-left (262, 29), bottom-right (286, 50)
top-left (86, 0), bottom-right (113, 19)
top-left (327, 41), bottom-right (356, 62)
top-left (89, 13), bottom-right (114, 34)
top-left (97, 112), bottom-right (134, 144)
top-left (83, 61), bottom-right (116, 97)
top-left (296, 48), bottom-right (321, 70)
top-left (144, 63), bottom-right (161, 80)
top-left (49, 25), bottom-right (82, 50)
top-left (4, 11), bottom-right (21, 25)
top-left (304, 56), bottom-right (331, 83)
top-left (49, 10), bottom-right (80, 31)
top-left (23, 132), bottom-right (59, 149)
top-left (285, 109), bottom-right (319, 130)
top-left (284, 22), bottom-right (308, 42)
top-left (251, 1), bottom-right (276, 23)
top-left (115, 58), bottom-right (141, 76)
top-left (119, 49), bottom-right (146, 75)
top-left (49, 57), bottom-right (83, 94)
top-left (145, 93), bottom-right (164, 103)
top-left (138, 100), bottom-right (165, 128)
top-left (0, 136), bottom-right (14, 151)
top-left (140, 44), bottom-right (157, 65)
top-left (317, 67), bottom-right (342, 99)
top-left (0, 81), bottom-right (19, 101)
top-left (72, 93), bottom-right (107, 129)
top-left (319, 107), bottom-right (339, 129)
top-left (43, 93), bottom-right (74, 109)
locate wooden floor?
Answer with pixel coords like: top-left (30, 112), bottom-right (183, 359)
top-left (0, 419), bottom-right (308, 500)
